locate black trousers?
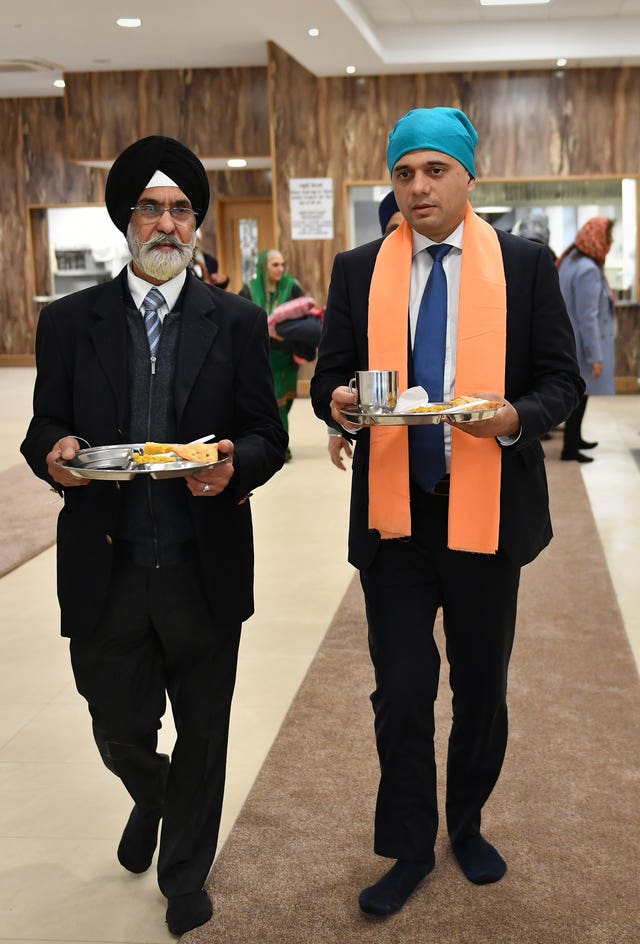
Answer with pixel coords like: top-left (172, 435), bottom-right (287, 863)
top-left (359, 487), bottom-right (520, 862)
top-left (563, 393), bottom-right (589, 455)
top-left (70, 560), bottom-right (241, 898)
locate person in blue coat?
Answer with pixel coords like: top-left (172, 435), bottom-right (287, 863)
top-left (557, 216), bottom-right (616, 462)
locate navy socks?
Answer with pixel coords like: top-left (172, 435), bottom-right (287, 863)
top-left (359, 859), bottom-right (434, 917)
top-left (452, 834), bottom-right (507, 884)
top-left (166, 890), bottom-right (213, 936)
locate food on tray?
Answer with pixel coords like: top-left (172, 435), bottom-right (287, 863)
top-left (143, 442), bottom-right (177, 454)
top-left (449, 395), bottom-right (500, 408)
top-left (409, 403), bottom-right (449, 413)
top-left (133, 440), bottom-right (218, 465)
top-left (132, 451), bottom-right (177, 464)
top-left (172, 442), bottom-right (219, 464)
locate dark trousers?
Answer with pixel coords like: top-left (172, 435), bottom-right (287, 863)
top-left (70, 560), bottom-right (241, 898)
top-left (563, 393), bottom-right (589, 455)
top-left (359, 487), bottom-right (520, 862)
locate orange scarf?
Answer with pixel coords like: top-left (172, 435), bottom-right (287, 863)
top-left (368, 202), bottom-right (506, 553)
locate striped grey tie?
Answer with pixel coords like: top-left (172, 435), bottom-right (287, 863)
top-left (142, 287), bottom-right (165, 356)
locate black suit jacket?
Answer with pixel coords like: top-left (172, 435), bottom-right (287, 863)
top-left (21, 269), bottom-right (288, 637)
top-left (310, 229), bottom-right (584, 570)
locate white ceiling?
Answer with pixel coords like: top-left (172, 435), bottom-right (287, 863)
top-left (2, 0), bottom-right (640, 99)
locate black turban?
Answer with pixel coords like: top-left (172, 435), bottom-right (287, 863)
top-left (105, 135), bottom-right (210, 234)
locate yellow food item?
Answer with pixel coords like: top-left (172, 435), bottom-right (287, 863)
top-left (143, 442), bottom-right (177, 454)
top-left (449, 396), bottom-right (502, 410)
top-left (172, 442), bottom-right (219, 464)
top-left (409, 403), bottom-right (448, 413)
top-left (134, 440), bottom-right (219, 465)
top-left (132, 452), bottom-right (177, 464)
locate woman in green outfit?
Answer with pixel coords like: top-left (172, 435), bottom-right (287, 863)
top-left (240, 249), bottom-right (305, 459)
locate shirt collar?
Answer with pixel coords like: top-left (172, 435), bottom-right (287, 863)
top-left (127, 263), bottom-right (187, 312)
top-left (412, 219), bottom-right (464, 257)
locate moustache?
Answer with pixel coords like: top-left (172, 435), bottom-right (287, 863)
top-left (141, 233), bottom-right (190, 251)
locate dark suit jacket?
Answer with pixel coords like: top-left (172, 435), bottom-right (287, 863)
top-left (21, 269), bottom-right (288, 637)
top-left (310, 229), bottom-right (584, 570)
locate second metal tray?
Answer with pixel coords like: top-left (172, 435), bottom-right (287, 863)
top-left (342, 406), bottom-right (500, 427)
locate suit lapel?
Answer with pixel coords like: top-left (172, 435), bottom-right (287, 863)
top-left (90, 273), bottom-right (129, 428)
top-left (175, 276), bottom-right (219, 424)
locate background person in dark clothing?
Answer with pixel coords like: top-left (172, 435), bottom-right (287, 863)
top-left (21, 135), bottom-right (287, 937)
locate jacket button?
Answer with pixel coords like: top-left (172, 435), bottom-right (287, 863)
top-left (105, 534), bottom-right (113, 545)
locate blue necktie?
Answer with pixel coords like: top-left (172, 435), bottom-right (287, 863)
top-left (142, 287), bottom-right (165, 356)
top-left (409, 243), bottom-right (453, 493)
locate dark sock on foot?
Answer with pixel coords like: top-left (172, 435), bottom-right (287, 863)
top-left (561, 451), bottom-right (594, 463)
top-left (358, 858), bottom-right (434, 917)
top-left (166, 890), bottom-right (213, 936)
top-left (117, 805), bottom-right (162, 873)
top-left (452, 834), bottom-right (506, 885)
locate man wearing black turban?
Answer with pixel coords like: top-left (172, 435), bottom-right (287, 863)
top-left (21, 136), bottom-right (288, 936)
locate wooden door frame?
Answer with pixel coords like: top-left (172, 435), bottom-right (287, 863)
top-left (215, 195), bottom-right (275, 290)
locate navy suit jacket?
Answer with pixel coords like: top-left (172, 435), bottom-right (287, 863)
top-left (310, 228), bottom-right (584, 570)
top-left (21, 269), bottom-right (288, 636)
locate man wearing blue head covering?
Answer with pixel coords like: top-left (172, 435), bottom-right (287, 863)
top-left (312, 108), bottom-right (582, 916)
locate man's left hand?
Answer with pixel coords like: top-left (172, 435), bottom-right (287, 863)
top-left (446, 395), bottom-right (520, 439)
top-left (186, 439), bottom-right (235, 496)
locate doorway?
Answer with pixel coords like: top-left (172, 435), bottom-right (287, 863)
top-left (216, 197), bottom-right (275, 293)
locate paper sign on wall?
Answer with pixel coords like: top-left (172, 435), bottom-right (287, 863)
top-left (290, 178), bottom-right (334, 240)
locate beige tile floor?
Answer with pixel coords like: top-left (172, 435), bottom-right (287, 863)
top-left (0, 367), bottom-right (638, 943)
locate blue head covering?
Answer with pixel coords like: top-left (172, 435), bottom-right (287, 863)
top-left (378, 191), bottom-right (400, 234)
top-left (387, 107), bottom-right (478, 177)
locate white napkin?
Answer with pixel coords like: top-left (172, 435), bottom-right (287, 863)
top-left (394, 386), bottom-right (446, 413)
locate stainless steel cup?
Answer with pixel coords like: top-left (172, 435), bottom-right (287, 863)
top-left (348, 370), bottom-right (399, 413)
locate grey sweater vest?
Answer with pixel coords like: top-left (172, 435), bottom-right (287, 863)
top-left (115, 304), bottom-right (195, 567)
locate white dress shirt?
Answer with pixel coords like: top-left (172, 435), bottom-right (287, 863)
top-left (127, 264), bottom-right (187, 322)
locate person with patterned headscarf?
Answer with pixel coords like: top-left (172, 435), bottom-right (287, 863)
top-left (240, 249), bottom-right (307, 459)
top-left (557, 216), bottom-right (616, 462)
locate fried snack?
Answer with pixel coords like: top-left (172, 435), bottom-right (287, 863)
top-left (132, 452), bottom-right (177, 464)
top-left (172, 442), bottom-right (219, 464)
top-left (143, 442), bottom-right (177, 454)
top-left (409, 403), bottom-right (448, 413)
top-left (449, 396), bottom-right (502, 409)
top-left (449, 395), bottom-right (482, 407)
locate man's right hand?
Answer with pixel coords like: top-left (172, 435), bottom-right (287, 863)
top-left (46, 437), bottom-right (90, 488)
top-left (330, 385), bottom-right (360, 432)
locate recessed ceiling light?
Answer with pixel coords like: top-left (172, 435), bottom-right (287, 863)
top-left (116, 18), bottom-right (142, 28)
top-left (556, 58), bottom-right (567, 67)
top-left (474, 205), bottom-right (512, 213)
top-left (308, 28), bottom-right (319, 37)
top-left (346, 65), bottom-right (356, 74)
top-left (227, 158), bottom-right (247, 168)
top-left (480, 0), bottom-right (550, 5)
top-left (53, 79), bottom-right (65, 88)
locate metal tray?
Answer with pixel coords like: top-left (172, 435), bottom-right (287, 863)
top-left (56, 443), bottom-right (229, 481)
top-left (343, 406), bottom-right (499, 427)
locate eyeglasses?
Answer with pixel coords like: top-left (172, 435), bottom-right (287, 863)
top-left (130, 204), bottom-right (197, 223)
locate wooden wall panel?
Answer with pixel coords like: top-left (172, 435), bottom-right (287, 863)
top-left (0, 97), bottom-right (104, 356)
top-left (4, 54), bottom-right (640, 358)
top-left (268, 45), bottom-right (640, 305)
top-left (64, 67), bottom-right (270, 161)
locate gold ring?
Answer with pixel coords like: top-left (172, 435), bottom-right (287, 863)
top-left (202, 482), bottom-right (210, 494)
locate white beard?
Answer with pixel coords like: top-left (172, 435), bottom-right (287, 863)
top-left (127, 225), bottom-right (196, 281)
